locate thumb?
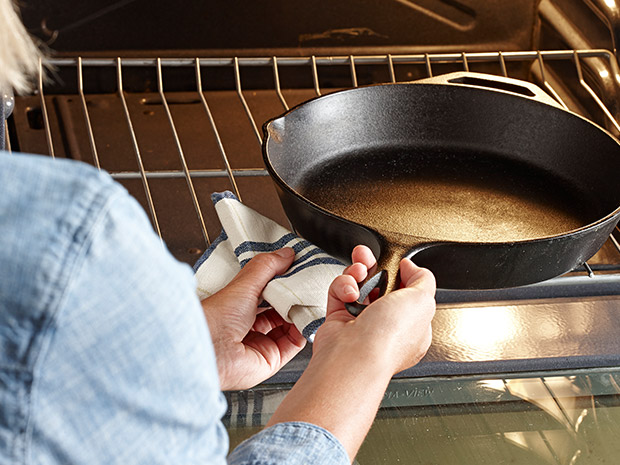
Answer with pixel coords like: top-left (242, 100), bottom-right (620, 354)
top-left (326, 274), bottom-right (360, 317)
top-left (399, 259), bottom-right (436, 297)
top-left (228, 247), bottom-right (296, 298)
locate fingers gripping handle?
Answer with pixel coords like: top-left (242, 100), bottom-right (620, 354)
top-left (343, 236), bottom-right (435, 316)
top-left (344, 242), bottom-right (406, 316)
top-left (345, 269), bottom-right (388, 316)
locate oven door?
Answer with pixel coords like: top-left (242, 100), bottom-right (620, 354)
top-left (226, 361), bottom-right (620, 464)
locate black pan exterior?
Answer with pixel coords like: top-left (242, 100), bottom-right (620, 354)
top-left (263, 80), bottom-right (620, 289)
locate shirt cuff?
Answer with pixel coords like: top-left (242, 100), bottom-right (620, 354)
top-left (227, 421), bottom-right (350, 465)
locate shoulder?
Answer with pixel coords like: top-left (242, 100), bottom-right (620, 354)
top-left (0, 153), bottom-right (129, 462)
top-left (0, 153), bottom-right (226, 463)
top-left (0, 152), bottom-right (128, 326)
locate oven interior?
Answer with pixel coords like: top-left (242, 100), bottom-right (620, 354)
top-left (5, 0), bottom-right (620, 462)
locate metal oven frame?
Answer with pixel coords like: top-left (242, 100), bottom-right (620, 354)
top-left (6, 49), bottom-right (619, 305)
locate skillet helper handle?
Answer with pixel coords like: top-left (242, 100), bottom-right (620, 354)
top-left (416, 71), bottom-right (564, 109)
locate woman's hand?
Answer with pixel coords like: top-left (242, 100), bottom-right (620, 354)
top-left (267, 245), bottom-right (436, 460)
top-left (201, 248), bottom-right (306, 391)
top-left (315, 245), bottom-right (436, 377)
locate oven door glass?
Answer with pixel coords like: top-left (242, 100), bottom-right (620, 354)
top-left (225, 366), bottom-right (620, 464)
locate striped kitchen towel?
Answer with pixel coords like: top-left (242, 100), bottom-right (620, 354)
top-left (194, 191), bottom-right (346, 342)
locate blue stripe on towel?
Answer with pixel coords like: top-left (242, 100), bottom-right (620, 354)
top-left (193, 230), bottom-right (228, 271)
top-left (211, 191), bottom-right (238, 204)
top-left (302, 317), bottom-right (325, 341)
top-left (289, 247), bottom-right (327, 268)
top-left (236, 236), bottom-right (316, 269)
top-left (252, 392), bottom-right (263, 427)
top-left (239, 242), bottom-right (325, 269)
top-left (222, 393), bottom-right (233, 427)
top-left (235, 391), bottom-right (248, 426)
top-left (234, 233), bottom-right (300, 257)
top-left (274, 257), bottom-right (344, 279)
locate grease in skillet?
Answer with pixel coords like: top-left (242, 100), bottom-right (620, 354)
top-left (299, 147), bottom-right (598, 243)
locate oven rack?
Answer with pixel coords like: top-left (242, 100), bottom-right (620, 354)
top-left (7, 49), bottom-right (620, 301)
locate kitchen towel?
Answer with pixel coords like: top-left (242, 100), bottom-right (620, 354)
top-left (194, 191), bottom-right (346, 342)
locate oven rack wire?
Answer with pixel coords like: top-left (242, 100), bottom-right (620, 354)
top-left (7, 49), bottom-right (620, 297)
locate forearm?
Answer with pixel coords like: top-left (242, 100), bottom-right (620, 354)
top-left (267, 341), bottom-right (393, 461)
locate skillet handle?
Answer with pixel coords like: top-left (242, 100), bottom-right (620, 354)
top-left (416, 71), bottom-right (564, 109)
top-left (344, 240), bottom-right (418, 316)
top-left (344, 268), bottom-right (388, 316)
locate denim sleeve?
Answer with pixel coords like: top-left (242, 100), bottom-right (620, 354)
top-left (228, 422), bottom-right (349, 465)
top-left (0, 153), bottom-right (350, 465)
top-left (0, 154), bottom-right (228, 464)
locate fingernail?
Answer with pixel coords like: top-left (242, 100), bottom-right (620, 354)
top-left (275, 247), bottom-right (295, 258)
top-left (344, 284), bottom-right (358, 296)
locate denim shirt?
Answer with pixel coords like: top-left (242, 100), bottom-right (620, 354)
top-left (0, 152), bottom-right (349, 465)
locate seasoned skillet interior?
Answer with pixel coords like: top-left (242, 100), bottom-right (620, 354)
top-left (299, 147), bottom-right (600, 243)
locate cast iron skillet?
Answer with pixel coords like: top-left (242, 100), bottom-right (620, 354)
top-left (262, 72), bottom-right (620, 315)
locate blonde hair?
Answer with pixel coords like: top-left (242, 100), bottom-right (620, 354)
top-left (0, 0), bottom-right (42, 94)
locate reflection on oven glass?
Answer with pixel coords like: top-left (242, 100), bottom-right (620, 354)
top-left (431, 302), bottom-right (602, 363)
top-left (447, 306), bottom-right (518, 358)
top-left (225, 369), bottom-right (620, 464)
